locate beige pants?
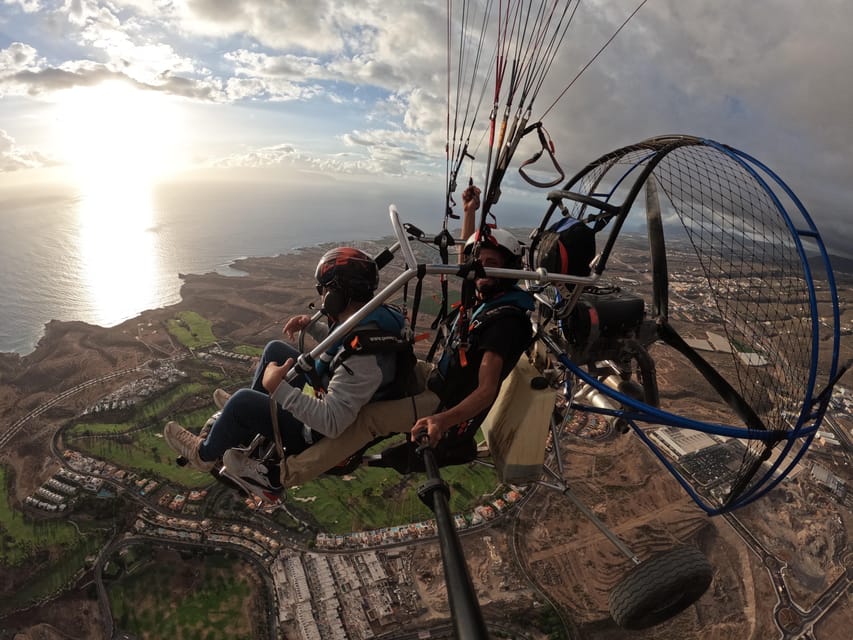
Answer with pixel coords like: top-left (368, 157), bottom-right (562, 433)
top-left (280, 362), bottom-right (439, 487)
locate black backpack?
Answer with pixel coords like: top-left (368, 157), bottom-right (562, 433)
top-left (338, 327), bottom-right (419, 401)
top-left (533, 217), bottom-right (596, 277)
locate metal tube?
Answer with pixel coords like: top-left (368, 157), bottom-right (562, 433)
top-left (540, 466), bottom-right (640, 564)
top-left (287, 267), bottom-right (420, 382)
top-left (560, 485), bottom-right (641, 565)
top-left (420, 446), bottom-right (489, 639)
top-left (290, 206), bottom-right (599, 380)
top-left (390, 204), bottom-right (418, 268)
top-left (575, 382), bottom-right (630, 432)
top-left (405, 262), bottom-right (599, 287)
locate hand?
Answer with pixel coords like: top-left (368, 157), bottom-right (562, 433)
top-left (262, 358), bottom-right (294, 394)
top-left (461, 184), bottom-right (481, 216)
top-left (283, 315), bottom-right (312, 340)
top-left (411, 414), bottom-right (449, 448)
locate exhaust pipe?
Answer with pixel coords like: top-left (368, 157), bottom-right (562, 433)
top-left (574, 382), bottom-right (631, 433)
top-left (575, 375), bottom-right (645, 434)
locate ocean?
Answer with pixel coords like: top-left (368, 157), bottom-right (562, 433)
top-left (0, 175), bottom-right (446, 356)
top-left (4, 171), bottom-right (846, 358)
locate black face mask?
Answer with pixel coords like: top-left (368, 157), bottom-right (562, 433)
top-left (321, 287), bottom-right (349, 318)
top-left (475, 277), bottom-right (511, 300)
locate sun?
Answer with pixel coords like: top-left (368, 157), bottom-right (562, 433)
top-left (56, 80), bottom-right (187, 189)
top-left (52, 80), bottom-right (188, 328)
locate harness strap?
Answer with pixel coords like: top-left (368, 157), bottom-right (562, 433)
top-left (269, 395), bottom-right (286, 461)
top-left (518, 122), bottom-right (565, 188)
top-left (410, 264), bottom-right (427, 336)
top-left (431, 228), bottom-right (455, 331)
top-left (453, 259), bottom-right (487, 358)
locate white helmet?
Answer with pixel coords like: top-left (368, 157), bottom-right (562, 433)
top-left (463, 227), bottom-right (523, 266)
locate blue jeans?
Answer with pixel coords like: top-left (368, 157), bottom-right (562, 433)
top-left (198, 340), bottom-right (321, 461)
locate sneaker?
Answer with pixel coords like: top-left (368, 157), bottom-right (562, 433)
top-left (164, 421), bottom-right (215, 472)
top-left (213, 388), bottom-right (231, 410)
top-left (221, 448), bottom-right (283, 504)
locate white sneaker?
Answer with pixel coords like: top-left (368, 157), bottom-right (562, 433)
top-left (164, 421), bottom-right (215, 472)
top-left (221, 448), bottom-right (283, 504)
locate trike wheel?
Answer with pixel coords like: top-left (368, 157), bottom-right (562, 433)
top-left (608, 546), bottom-right (712, 630)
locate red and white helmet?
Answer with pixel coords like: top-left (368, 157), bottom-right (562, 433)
top-left (463, 227), bottom-right (523, 268)
top-left (315, 247), bottom-right (379, 302)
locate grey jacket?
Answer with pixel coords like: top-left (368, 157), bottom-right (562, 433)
top-left (272, 320), bottom-right (385, 439)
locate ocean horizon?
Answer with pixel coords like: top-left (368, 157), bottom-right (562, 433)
top-left (0, 175), bottom-right (430, 356)
top-left (0, 172), bottom-right (546, 357)
top-left (6, 170), bottom-right (845, 359)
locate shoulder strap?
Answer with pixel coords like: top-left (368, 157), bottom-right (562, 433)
top-left (342, 328), bottom-right (413, 356)
top-left (332, 304), bottom-right (411, 367)
top-left (469, 288), bottom-right (535, 326)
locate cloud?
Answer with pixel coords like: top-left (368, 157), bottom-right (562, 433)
top-left (2, 2), bottom-right (442, 106)
top-left (0, 128), bottom-right (52, 171)
top-left (224, 50), bottom-right (325, 81)
top-left (549, 0), bottom-right (853, 248)
top-left (341, 127), bottom-right (437, 175)
top-left (0, 0), bottom-right (851, 253)
top-left (209, 143), bottom-right (297, 168)
top-left (0, 56), bottom-right (225, 101)
top-left (60, 1), bottom-right (208, 84)
top-left (3, 0), bottom-right (42, 12)
top-left (221, 50), bottom-right (328, 101)
top-left (3, 63), bottom-right (119, 95)
top-left (178, 0), bottom-right (346, 53)
top-left (0, 42), bottom-right (44, 74)
top-left (206, 123), bottom-right (439, 178)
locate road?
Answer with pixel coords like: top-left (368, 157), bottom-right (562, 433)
top-left (93, 534), bottom-right (278, 640)
top-left (31, 372), bottom-right (491, 640)
top-left (724, 513), bottom-right (852, 639)
top-left (17, 353), bottom-right (848, 639)
top-left (508, 485), bottom-right (580, 640)
top-left (821, 414), bottom-right (853, 452)
top-left (0, 355), bottom-right (185, 450)
top-left (6, 354), bottom-right (282, 639)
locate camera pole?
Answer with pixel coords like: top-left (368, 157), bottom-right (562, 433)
top-left (417, 442), bottom-right (488, 639)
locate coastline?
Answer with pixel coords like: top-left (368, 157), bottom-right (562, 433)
top-left (0, 232), bottom-right (417, 505)
top-left (0, 248), bottom-right (327, 428)
top-left (0, 232), bottom-right (403, 360)
top-left (0, 249), bottom-right (306, 361)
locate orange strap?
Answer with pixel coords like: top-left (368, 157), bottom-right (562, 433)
top-left (458, 347), bottom-right (468, 368)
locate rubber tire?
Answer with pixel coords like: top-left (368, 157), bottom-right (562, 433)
top-left (608, 546), bottom-right (712, 630)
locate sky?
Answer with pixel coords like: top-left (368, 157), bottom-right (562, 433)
top-left (0, 0), bottom-right (851, 254)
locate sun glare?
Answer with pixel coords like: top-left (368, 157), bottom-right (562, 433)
top-left (54, 81), bottom-right (186, 328)
top-left (76, 186), bottom-right (161, 328)
top-left (56, 81), bottom-right (187, 188)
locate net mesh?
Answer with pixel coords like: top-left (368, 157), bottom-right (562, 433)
top-left (652, 144), bottom-right (813, 434)
top-left (546, 136), bottom-right (833, 509)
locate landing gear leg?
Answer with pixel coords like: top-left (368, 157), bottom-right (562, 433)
top-left (537, 465), bottom-right (712, 629)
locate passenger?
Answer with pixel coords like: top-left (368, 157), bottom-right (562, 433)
top-left (164, 246), bottom-right (414, 501)
top-left (224, 184), bottom-right (535, 493)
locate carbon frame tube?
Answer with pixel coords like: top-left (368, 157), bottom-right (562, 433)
top-left (418, 445), bottom-right (489, 639)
